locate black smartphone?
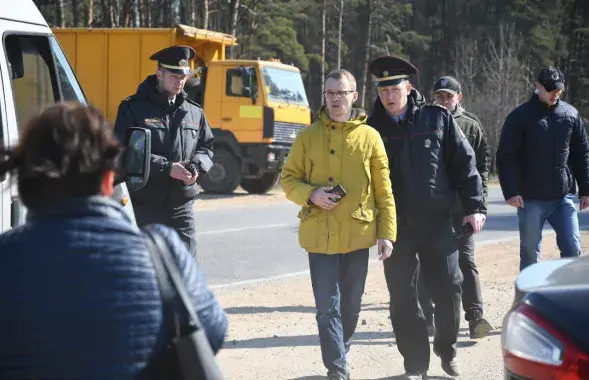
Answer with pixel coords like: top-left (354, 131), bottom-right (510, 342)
top-left (462, 223), bottom-right (474, 234)
top-left (329, 184), bottom-right (347, 202)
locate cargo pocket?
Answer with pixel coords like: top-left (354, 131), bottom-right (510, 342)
top-left (297, 206), bottom-right (321, 249)
top-left (349, 207), bottom-right (378, 247)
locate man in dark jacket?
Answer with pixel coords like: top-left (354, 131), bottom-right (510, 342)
top-left (496, 66), bottom-right (589, 271)
top-left (367, 56), bottom-right (486, 380)
top-left (114, 45), bottom-right (215, 258)
top-left (417, 76), bottom-right (493, 340)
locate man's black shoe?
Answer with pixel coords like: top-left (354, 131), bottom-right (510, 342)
top-left (469, 317), bottom-right (493, 339)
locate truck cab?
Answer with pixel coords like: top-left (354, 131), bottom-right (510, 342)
top-left (0, 0), bottom-right (148, 233)
top-left (195, 58), bottom-right (310, 194)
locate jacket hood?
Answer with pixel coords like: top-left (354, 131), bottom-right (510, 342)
top-left (318, 105), bottom-right (368, 127)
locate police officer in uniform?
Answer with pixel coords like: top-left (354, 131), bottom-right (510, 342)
top-left (366, 56), bottom-right (486, 379)
top-left (114, 45), bottom-right (214, 258)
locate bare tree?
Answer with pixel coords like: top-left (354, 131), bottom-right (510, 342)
top-left (337, 0), bottom-right (344, 69)
top-left (228, 0), bottom-right (240, 57)
top-left (460, 24), bottom-right (532, 171)
top-left (359, 0), bottom-right (373, 108)
top-left (85, 0), bottom-right (94, 26)
top-left (203, 0), bottom-right (209, 29)
top-left (321, 0), bottom-right (327, 103)
top-left (56, 0), bottom-right (65, 27)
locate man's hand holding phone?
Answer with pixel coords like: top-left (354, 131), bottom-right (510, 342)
top-left (310, 187), bottom-right (340, 210)
top-left (309, 184), bottom-right (347, 210)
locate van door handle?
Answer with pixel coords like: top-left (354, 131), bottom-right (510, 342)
top-left (222, 117), bottom-right (232, 122)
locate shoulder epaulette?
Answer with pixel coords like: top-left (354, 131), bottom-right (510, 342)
top-left (184, 97), bottom-right (203, 108)
top-left (121, 94), bottom-right (140, 102)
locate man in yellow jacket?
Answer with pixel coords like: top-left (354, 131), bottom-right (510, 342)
top-left (281, 69), bottom-right (397, 380)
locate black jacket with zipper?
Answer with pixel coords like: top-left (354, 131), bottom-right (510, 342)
top-left (367, 89), bottom-right (484, 226)
top-left (496, 93), bottom-right (589, 201)
top-left (114, 75), bottom-right (214, 206)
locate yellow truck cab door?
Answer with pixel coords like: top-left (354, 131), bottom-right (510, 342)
top-left (220, 66), bottom-right (262, 141)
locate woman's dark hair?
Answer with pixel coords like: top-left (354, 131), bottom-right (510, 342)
top-left (0, 102), bottom-right (124, 212)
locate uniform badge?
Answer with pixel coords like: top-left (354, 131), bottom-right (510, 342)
top-left (179, 59), bottom-right (188, 67)
top-left (383, 70), bottom-right (388, 77)
top-left (144, 118), bottom-right (162, 123)
top-left (424, 138), bottom-right (431, 148)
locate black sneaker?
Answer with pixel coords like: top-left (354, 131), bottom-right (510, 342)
top-left (469, 317), bottom-right (493, 339)
top-left (441, 358), bottom-right (461, 376)
top-left (434, 348), bottom-right (460, 377)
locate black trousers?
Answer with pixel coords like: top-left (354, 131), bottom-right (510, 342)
top-left (383, 219), bottom-right (463, 373)
top-left (133, 200), bottom-right (197, 258)
top-left (418, 213), bottom-right (484, 322)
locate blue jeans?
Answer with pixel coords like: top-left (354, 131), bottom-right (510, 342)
top-left (308, 249), bottom-right (369, 376)
top-left (518, 195), bottom-right (581, 271)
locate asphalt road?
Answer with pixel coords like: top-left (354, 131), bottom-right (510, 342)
top-left (195, 186), bottom-right (589, 286)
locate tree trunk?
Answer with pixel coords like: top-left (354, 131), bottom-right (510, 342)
top-left (229, 0), bottom-right (240, 58)
top-left (203, 0), bottom-right (209, 29)
top-left (86, 0), bottom-right (94, 27)
top-left (56, 0), bottom-right (65, 27)
top-left (171, 0), bottom-right (181, 25)
top-left (337, 0), bottom-right (343, 69)
top-left (121, 0), bottom-right (132, 27)
top-left (359, 0), bottom-right (372, 108)
top-left (73, 0), bottom-right (79, 26)
top-left (321, 0), bottom-right (327, 103)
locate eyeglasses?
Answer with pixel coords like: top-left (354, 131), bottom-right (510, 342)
top-left (323, 90), bottom-right (355, 99)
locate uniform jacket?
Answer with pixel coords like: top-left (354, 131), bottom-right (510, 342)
top-left (0, 196), bottom-right (227, 379)
top-left (281, 106), bottom-right (397, 254)
top-left (114, 75), bottom-right (214, 206)
top-left (451, 105), bottom-right (490, 212)
top-left (367, 90), bottom-right (484, 226)
top-left (496, 93), bottom-right (589, 201)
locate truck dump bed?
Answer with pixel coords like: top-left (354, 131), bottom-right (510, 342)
top-left (53, 25), bottom-right (236, 122)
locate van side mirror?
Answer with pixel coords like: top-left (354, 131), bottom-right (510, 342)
top-left (123, 127), bottom-right (151, 192)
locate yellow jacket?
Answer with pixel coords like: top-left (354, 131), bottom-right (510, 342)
top-left (281, 106), bottom-right (397, 254)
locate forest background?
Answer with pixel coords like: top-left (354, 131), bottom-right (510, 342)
top-left (34, 0), bottom-right (589, 171)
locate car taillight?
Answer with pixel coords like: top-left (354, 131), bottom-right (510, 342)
top-left (502, 303), bottom-right (589, 380)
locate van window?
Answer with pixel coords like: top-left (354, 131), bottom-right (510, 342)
top-left (5, 35), bottom-right (58, 132)
top-left (50, 36), bottom-right (86, 103)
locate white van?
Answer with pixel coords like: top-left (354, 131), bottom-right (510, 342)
top-left (0, 0), bottom-right (150, 232)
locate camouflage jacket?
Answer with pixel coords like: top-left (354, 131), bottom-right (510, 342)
top-left (452, 105), bottom-right (490, 213)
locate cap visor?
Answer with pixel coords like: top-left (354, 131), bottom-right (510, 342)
top-left (434, 89), bottom-right (458, 95)
top-left (376, 78), bottom-right (406, 87)
top-left (543, 82), bottom-right (564, 92)
top-left (162, 67), bottom-right (193, 75)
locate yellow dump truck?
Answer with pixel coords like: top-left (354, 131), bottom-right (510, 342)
top-left (53, 25), bottom-right (311, 194)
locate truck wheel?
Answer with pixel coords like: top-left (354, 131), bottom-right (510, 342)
top-left (240, 172), bottom-right (281, 194)
top-left (200, 149), bottom-right (241, 194)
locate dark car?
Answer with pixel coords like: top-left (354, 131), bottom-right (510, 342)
top-left (501, 256), bottom-right (589, 379)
